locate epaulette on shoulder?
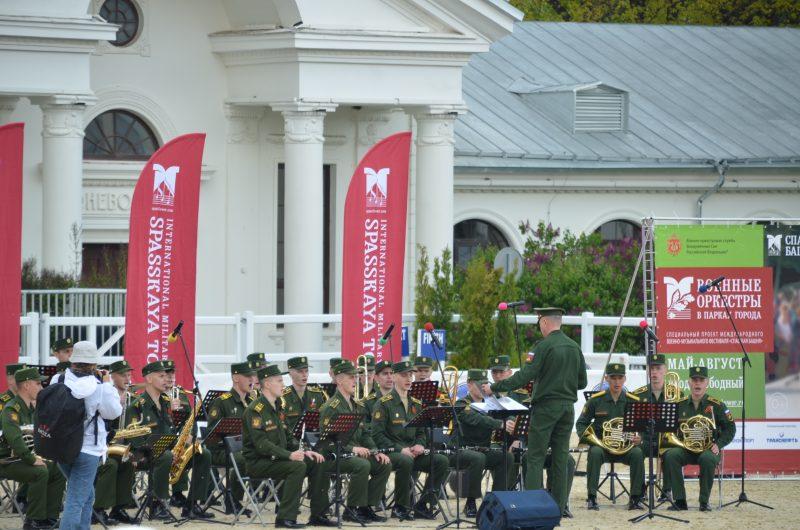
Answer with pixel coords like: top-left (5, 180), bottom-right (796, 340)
top-left (329, 397), bottom-right (340, 408)
top-left (10, 402), bottom-right (20, 412)
top-left (365, 392), bottom-right (376, 401)
top-left (632, 385), bottom-right (648, 394)
top-left (513, 388), bottom-right (529, 395)
top-left (221, 392), bottom-right (232, 400)
top-left (282, 387), bottom-right (293, 395)
top-left (160, 394), bottom-right (171, 402)
top-left (379, 393), bottom-right (393, 403)
top-left (677, 396), bottom-right (689, 403)
top-left (0, 394), bottom-right (12, 402)
top-left (707, 396), bottom-right (722, 405)
top-left (410, 396), bottom-right (422, 405)
top-left (626, 392), bottom-right (641, 401)
top-left (590, 390), bottom-right (606, 399)
top-left (309, 386), bottom-right (325, 393)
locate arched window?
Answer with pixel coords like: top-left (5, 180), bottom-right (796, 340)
top-left (595, 219), bottom-right (641, 243)
top-left (100, 0), bottom-right (141, 47)
top-left (453, 219), bottom-right (509, 269)
top-left (83, 110), bottom-right (159, 160)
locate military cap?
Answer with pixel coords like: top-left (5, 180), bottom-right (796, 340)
top-left (534, 307), bottom-right (565, 317)
top-left (258, 364), bottom-right (287, 380)
top-left (392, 360), bottom-right (416, 373)
top-left (142, 360), bottom-right (166, 376)
top-left (333, 360), bottom-right (356, 376)
top-left (489, 355), bottom-right (511, 370)
top-left (467, 369), bottom-right (488, 383)
top-left (649, 353), bottom-right (666, 366)
top-left (109, 360), bottom-right (132, 374)
top-left (605, 363), bottom-right (626, 376)
top-left (53, 337), bottom-right (73, 351)
top-left (231, 361), bottom-right (258, 375)
top-left (329, 357), bottom-right (344, 368)
top-left (15, 367), bottom-right (46, 384)
top-left (414, 355), bottom-right (433, 368)
top-left (247, 353), bottom-right (267, 364)
top-left (162, 359), bottom-right (176, 372)
top-left (5, 363), bottom-right (27, 376)
top-left (375, 360), bottom-right (393, 374)
top-left (56, 361), bottom-right (71, 372)
top-left (363, 355), bottom-right (376, 371)
top-left (689, 366), bottom-right (708, 379)
top-left (287, 356), bottom-right (309, 370)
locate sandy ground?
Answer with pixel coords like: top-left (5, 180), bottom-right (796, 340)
top-left (1, 473), bottom-right (797, 530)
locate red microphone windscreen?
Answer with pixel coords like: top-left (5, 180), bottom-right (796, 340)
top-left (639, 320), bottom-right (649, 329)
top-left (424, 322), bottom-right (434, 332)
top-left (498, 302), bottom-right (508, 311)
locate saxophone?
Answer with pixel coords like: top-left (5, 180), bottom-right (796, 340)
top-left (168, 398), bottom-right (202, 485)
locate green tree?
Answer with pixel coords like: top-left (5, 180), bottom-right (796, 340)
top-left (451, 254), bottom-right (501, 369)
top-left (414, 246), bottom-right (457, 352)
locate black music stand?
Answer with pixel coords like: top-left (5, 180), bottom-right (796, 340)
top-left (317, 413), bottom-right (363, 528)
top-left (500, 411), bottom-right (530, 490)
top-left (199, 390), bottom-right (226, 420)
top-left (30, 365), bottom-right (58, 387)
top-left (292, 410), bottom-right (320, 447)
top-left (170, 408), bottom-right (190, 431)
top-left (133, 433), bottom-right (178, 524)
top-left (484, 408), bottom-right (526, 493)
top-left (202, 418), bottom-right (243, 514)
top-left (410, 380), bottom-right (439, 407)
top-left (625, 401), bottom-right (686, 524)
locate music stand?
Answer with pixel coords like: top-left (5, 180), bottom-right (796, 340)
top-left (624, 401), bottom-right (686, 524)
top-left (485, 408), bottom-right (526, 493)
top-left (410, 381), bottom-right (439, 406)
top-left (170, 409), bottom-right (190, 431)
top-left (317, 413), bottom-right (363, 528)
top-left (199, 390), bottom-right (226, 420)
top-left (202, 418), bottom-right (243, 514)
top-left (30, 365), bottom-right (58, 387)
top-left (133, 433), bottom-right (178, 524)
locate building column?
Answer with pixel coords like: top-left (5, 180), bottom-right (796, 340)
top-left (0, 97), bottom-right (19, 124)
top-left (273, 103), bottom-right (336, 353)
top-left (39, 98), bottom-right (90, 276)
top-left (414, 110), bottom-right (458, 262)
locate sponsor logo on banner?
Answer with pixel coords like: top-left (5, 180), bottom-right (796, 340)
top-left (365, 167), bottom-right (389, 208)
top-left (767, 234), bottom-right (782, 257)
top-left (667, 233), bottom-right (682, 256)
top-left (663, 276), bottom-right (694, 319)
top-left (730, 421), bottom-right (800, 450)
top-left (152, 164), bottom-right (178, 206)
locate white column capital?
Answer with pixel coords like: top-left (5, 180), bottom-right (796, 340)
top-left (225, 104), bottom-right (264, 144)
top-left (40, 102), bottom-right (88, 139)
top-left (356, 109), bottom-right (393, 148)
top-left (280, 109), bottom-right (328, 145)
top-left (415, 112), bottom-right (458, 147)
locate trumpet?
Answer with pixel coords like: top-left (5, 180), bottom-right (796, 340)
top-left (355, 355), bottom-right (370, 402)
top-left (440, 365), bottom-right (459, 406)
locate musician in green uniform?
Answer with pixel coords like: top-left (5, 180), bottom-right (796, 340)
top-left (206, 360), bottom-right (260, 513)
top-left (0, 367), bottom-right (66, 530)
top-left (456, 369), bottom-right (516, 516)
top-left (576, 363), bottom-right (645, 510)
top-left (127, 360), bottom-right (213, 520)
top-left (371, 360), bottom-right (449, 521)
top-left (243, 364), bottom-right (325, 529)
top-left (161, 359), bottom-right (197, 506)
top-left (281, 356), bottom-right (328, 433)
top-left (53, 337), bottom-right (74, 374)
top-left (483, 307), bottom-right (587, 514)
top-left (314, 360), bottom-right (391, 524)
top-left (93, 360), bottom-right (137, 525)
top-left (413, 355), bottom-right (434, 382)
top-left (247, 352), bottom-right (267, 366)
top-left (328, 357), bottom-right (344, 381)
top-left (631, 353), bottom-right (681, 501)
top-left (663, 366), bottom-right (736, 512)
top-left (1, 363), bottom-right (27, 410)
top-left (363, 360), bottom-right (393, 417)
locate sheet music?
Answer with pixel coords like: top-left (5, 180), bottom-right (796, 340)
top-left (471, 395), bottom-right (527, 413)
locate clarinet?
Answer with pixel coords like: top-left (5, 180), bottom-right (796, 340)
top-left (298, 421), bottom-right (306, 452)
top-left (330, 447), bottom-right (394, 460)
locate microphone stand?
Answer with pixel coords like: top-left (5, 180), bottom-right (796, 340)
top-left (427, 330), bottom-right (475, 530)
top-left (510, 306), bottom-right (524, 369)
top-left (708, 284), bottom-right (773, 510)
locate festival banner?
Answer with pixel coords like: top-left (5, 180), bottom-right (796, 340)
top-left (124, 134), bottom-right (205, 389)
top-left (656, 267), bottom-right (774, 353)
top-left (0, 123), bottom-right (24, 390)
top-left (654, 224), bottom-right (763, 267)
top-left (341, 132), bottom-right (411, 363)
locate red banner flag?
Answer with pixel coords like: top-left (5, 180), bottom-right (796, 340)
top-left (341, 132), bottom-right (412, 363)
top-left (0, 123), bottom-right (24, 390)
top-left (124, 134), bottom-right (205, 389)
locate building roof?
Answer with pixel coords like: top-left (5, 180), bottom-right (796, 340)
top-left (455, 22), bottom-right (800, 170)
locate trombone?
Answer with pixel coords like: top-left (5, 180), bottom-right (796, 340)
top-left (439, 365), bottom-right (459, 406)
top-left (355, 355), bottom-right (370, 402)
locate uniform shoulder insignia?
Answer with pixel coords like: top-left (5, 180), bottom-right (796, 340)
top-left (282, 387), bottom-right (293, 395)
top-left (221, 392), bottom-right (232, 400)
top-left (0, 394), bottom-right (11, 402)
top-left (590, 390), bottom-right (606, 399)
top-left (366, 392), bottom-right (376, 401)
top-left (677, 396), bottom-right (689, 402)
top-left (410, 396), bottom-right (422, 405)
top-left (379, 394), bottom-right (393, 403)
top-left (160, 394), bottom-right (171, 402)
top-left (633, 385), bottom-right (648, 394)
top-left (329, 397), bottom-right (340, 408)
top-left (254, 402), bottom-right (264, 413)
top-left (310, 386), bottom-right (324, 392)
top-left (707, 396), bottom-right (722, 405)
top-left (10, 402), bottom-right (20, 412)
top-left (626, 392), bottom-right (641, 401)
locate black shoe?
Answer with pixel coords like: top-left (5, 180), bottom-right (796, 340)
top-left (23, 519), bottom-right (52, 530)
top-left (464, 498), bottom-right (477, 518)
top-left (628, 496), bottom-right (644, 510)
top-left (149, 502), bottom-right (173, 521)
top-left (309, 514), bottom-right (338, 526)
top-left (562, 507), bottom-right (574, 518)
top-left (181, 502), bottom-right (215, 519)
top-left (657, 491), bottom-right (671, 503)
top-left (414, 506), bottom-right (436, 520)
top-left (92, 509), bottom-right (117, 526)
top-left (391, 506), bottom-right (414, 521)
top-left (361, 506), bottom-right (387, 522)
top-left (276, 519), bottom-right (306, 529)
top-left (169, 492), bottom-right (189, 508)
top-left (700, 502), bottom-right (712, 512)
top-left (668, 499), bottom-right (688, 511)
top-left (586, 496), bottom-right (599, 510)
top-left (342, 510), bottom-right (367, 524)
top-left (109, 506), bottom-right (133, 524)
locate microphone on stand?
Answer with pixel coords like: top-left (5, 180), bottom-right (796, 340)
top-left (698, 276), bottom-right (725, 293)
top-left (423, 322), bottom-right (442, 349)
top-left (498, 301), bottom-right (525, 311)
top-left (168, 320), bottom-right (184, 343)
top-left (379, 323), bottom-right (395, 346)
top-left (639, 320), bottom-right (659, 343)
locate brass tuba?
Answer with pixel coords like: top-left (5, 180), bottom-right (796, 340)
top-left (661, 412), bottom-right (715, 454)
top-left (581, 417), bottom-right (637, 456)
top-left (168, 399), bottom-right (202, 485)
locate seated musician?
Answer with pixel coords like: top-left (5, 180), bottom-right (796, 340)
top-left (576, 363), bottom-right (645, 511)
top-left (0, 367), bottom-right (65, 530)
top-left (371, 360), bottom-right (448, 521)
top-left (663, 366), bottom-right (735, 512)
top-left (207, 360), bottom-right (260, 514)
top-left (243, 364), bottom-right (325, 529)
top-left (314, 360), bottom-right (391, 524)
top-left (127, 360), bottom-right (213, 520)
top-left (363, 360), bottom-right (393, 417)
top-left (281, 356), bottom-right (328, 434)
top-left (455, 369), bottom-right (515, 517)
top-left (413, 356), bottom-right (433, 382)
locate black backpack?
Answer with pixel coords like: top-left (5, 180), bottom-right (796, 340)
top-left (33, 373), bottom-right (98, 465)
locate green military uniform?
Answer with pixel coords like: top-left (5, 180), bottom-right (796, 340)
top-left (161, 359), bottom-right (195, 497)
top-left (315, 363), bottom-right (391, 514)
top-left (280, 382), bottom-right (328, 434)
top-left (371, 361), bottom-right (449, 512)
top-left (362, 360), bottom-right (393, 418)
top-left (206, 361), bottom-right (260, 506)
top-left (1, 364), bottom-right (27, 414)
top-left (247, 352), bottom-right (267, 366)
top-left (127, 361), bottom-right (211, 506)
top-left (489, 308), bottom-right (587, 511)
top-left (663, 366), bottom-right (736, 507)
top-left (576, 364), bottom-right (644, 505)
top-left (0, 369), bottom-right (65, 523)
top-left (242, 364), bottom-right (307, 522)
